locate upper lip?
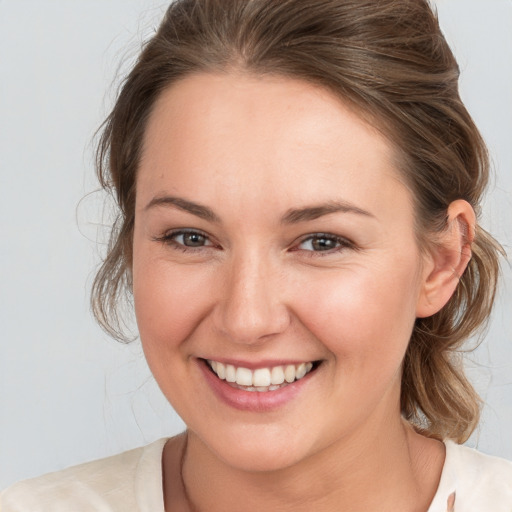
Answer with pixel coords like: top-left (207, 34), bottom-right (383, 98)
top-left (199, 357), bottom-right (319, 370)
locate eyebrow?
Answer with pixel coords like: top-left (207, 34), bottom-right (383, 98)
top-left (144, 195), bottom-right (221, 223)
top-left (145, 195), bottom-right (373, 224)
top-left (281, 201), bottom-right (374, 224)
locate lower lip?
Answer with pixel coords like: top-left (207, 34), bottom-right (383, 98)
top-left (198, 360), bottom-right (315, 412)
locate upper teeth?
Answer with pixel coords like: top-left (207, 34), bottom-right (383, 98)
top-left (207, 360), bottom-right (314, 388)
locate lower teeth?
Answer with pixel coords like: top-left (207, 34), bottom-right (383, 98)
top-left (229, 382), bottom-right (290, 392)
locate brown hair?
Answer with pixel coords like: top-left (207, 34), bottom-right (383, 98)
top-left (92, 0), bottom-right (504, 442)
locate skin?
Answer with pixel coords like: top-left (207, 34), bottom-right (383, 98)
top-left (132, 72), bottom-right (474, 511)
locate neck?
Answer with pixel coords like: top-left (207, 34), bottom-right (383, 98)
top-left (166, 416), bottom-right (444, 512)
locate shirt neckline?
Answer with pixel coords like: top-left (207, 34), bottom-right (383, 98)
top-left (139, 437), bottom-right (457, 512)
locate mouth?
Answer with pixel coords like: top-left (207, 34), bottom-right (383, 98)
top-left (204, 359), bottom-right (320, 392)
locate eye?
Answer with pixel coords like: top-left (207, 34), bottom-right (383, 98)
top-left (295, 233), bottom-right (353, 254)
top-left (173, 231), bottom-right (212, 247)
top-left (153, 229), bottom-right (215, 250)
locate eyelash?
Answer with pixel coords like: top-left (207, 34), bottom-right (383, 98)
top-left (152, 229), bottom-right (215, 253)
top-left (153, 230), bottom-right (355, 256)
top-left (293, 233), bottom-right (355, 257)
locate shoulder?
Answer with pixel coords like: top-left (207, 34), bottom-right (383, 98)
top-left (0, 438), bottom-right (168, 512)
top-left (447, 440), bottom-right (512, 469)
top-left (430, 441), bottom-right (512, 512)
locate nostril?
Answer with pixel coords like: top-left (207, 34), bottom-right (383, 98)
top-left (213, 302), bottom-right (291, 345)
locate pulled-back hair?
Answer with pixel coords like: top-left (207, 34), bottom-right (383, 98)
top-left (92, 0), bottom-right (504, 442)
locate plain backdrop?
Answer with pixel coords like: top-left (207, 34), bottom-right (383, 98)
top-left (1, 0), bottom-right (511, 489)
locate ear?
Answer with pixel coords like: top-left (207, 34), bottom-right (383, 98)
top-left (416, 200), bottom-right (475, 318)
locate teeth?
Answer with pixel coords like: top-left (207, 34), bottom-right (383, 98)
top-left (284, 365), bottom-right (296, 383)
top-left (253, 368), bottom-right (271, 387)
top-left (236, 367), bottom-right (253, 386)
top-left (296, 363), bottom-right (307, 380)
top-left (216, 362), bottom-right (226, 380)
top-left (225, 364), bottom-right (236, 383)
top-left (270, 366), bottom-right (285, 385)
top-left (207, 360), bottom-right (316, 391)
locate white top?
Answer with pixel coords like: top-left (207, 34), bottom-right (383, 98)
top-left (1, 439), bottom-right (511, 511)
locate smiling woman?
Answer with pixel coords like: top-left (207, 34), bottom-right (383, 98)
top-left (2, 0), bottom-right (512, 511)
top-left (133, 73), bottom-right (434, 476)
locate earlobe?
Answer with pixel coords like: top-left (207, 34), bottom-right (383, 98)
top-left (416, 200), bottom-right (475, 318)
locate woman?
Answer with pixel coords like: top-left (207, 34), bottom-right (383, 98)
top-left (2, 0), bottom-right (511, 510)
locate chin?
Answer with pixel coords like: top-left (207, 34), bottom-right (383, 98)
top-left (192, 424), bottom-right (319, 473)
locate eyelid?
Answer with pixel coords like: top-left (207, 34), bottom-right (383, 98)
top-left (291, 232), bottom-right (356, 255)
top-left (152, 228), bottom-right (218, 250)
top-left (152, 229), bottom-right (355, 255)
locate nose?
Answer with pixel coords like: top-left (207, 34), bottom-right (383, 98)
top-left (213, 251), bottom-right (291, 345)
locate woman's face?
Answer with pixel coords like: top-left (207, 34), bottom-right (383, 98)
top-left (132, 73), bottom-right (432, 471)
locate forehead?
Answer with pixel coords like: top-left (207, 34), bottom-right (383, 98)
top-left (137, 72), bottom-right (411, 220)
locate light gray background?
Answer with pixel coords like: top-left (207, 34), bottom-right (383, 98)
top-left (1, 0), bottom-right (511, 489)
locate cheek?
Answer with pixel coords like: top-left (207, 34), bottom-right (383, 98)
top-left (291, 263), bottom-right (420, 366)
top-left (132, 255), bottom-right (216, 361)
